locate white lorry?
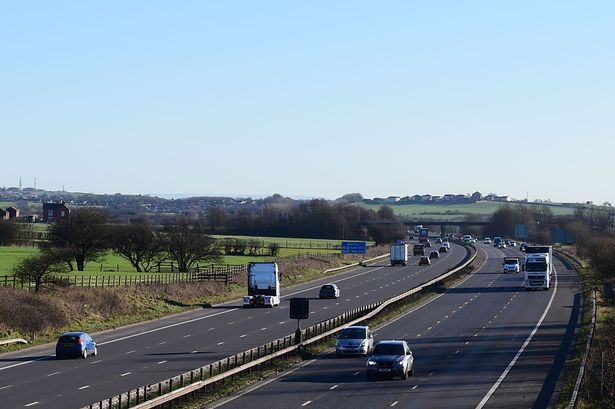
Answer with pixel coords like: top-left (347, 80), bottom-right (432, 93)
top-left (243, 262), bottom-right (281, 307)
top-left (390, 241), bottom-right (409, 266)
top-left (523, 246), bottom-right (553, 290)
top-left (502, 257), bottom-right (520, 273)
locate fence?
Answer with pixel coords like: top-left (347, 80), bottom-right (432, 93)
top-left (0, 264), bottom-right (247, 289)
top-left (83, 243), bottom-right (476, 409)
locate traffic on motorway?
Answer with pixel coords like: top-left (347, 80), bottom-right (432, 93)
top-left (0, 238), bottom-right (465, 408)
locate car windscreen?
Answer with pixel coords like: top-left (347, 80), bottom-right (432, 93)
top-left (58, 335), bottom-right (80, 344)
top-left (372, 344), bottom-right (404, 355)
top-left (504, 259), bottom-right (518, 264)
top-left (339, 329), bottom-right (366, 339)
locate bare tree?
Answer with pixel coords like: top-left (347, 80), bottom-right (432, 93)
top-left (161, 218), bottom-right (222, 272)
top-left (13, 251), bottom-right (68, 292)
top-left (111, 216), bottom-right (164, 272)
top-left (47, 207), bottom-right (111, 271)
top-left (0, 220), bottom-right (18, 246)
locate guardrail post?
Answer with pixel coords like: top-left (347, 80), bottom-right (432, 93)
top-left (180, 374), bottom-right (184, 388)
top-left (169, 378), bottom-right (173, 392)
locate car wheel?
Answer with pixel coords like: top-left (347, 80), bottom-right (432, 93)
top-left (82, 349), bottom-right (87, 359)
top-left (93, 346), bottom-right (98, 356)
top-left (401, 370), bottom-right (408, 380)
top-left (366, 373), bottom-right (374, 381)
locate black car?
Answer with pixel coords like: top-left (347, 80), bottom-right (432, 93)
top-left (429, 250), bottom-right (440, 259)
top-left (366, 340), bottom-right (414, 380)
top-left (319, 284), bottom-right (340, 299)
top-left (438, 246), bottom-right (448, 253)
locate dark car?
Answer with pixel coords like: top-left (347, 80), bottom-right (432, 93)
top-left (418, 256), bottom-right (431, 266)
top-left (438, 245), bottom-right (448, 253)
top-left (55, 332), bottom-right (97, 359)
top-left (424, 241), bottom-right (431, 248)
top-left (366, 340), bottom-right (414, 380)
top-left (429, 250), bottom-right (440, 259)
top-left (319, 283), bottom-right (340, 299)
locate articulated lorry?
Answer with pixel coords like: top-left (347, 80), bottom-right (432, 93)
top-left (390, 241), bottom-right (409, 266)
top-left (243, 262), bottom-right (281, 307)
top-left (523, 246), bottom-right (553, 290)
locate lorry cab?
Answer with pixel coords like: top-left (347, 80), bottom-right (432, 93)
top-left (243, 262), bottom-right (281, 307)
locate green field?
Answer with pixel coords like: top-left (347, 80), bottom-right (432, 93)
top-left (0, 237), bottom-right (349, 277)
top-left (360, 201), bottom-right (576, 220)
top-left (0, 202), bottom-right (17, 209)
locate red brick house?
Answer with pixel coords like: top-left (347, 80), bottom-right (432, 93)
top-left (6, 207), bottom-right (19, 220)
top-left (42, 202), bottom-right (70, 223)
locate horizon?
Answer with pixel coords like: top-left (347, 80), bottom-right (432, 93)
top-left (2, 2), bottom-right (613, 204)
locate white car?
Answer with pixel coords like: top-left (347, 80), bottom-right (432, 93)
top-left (484, 238), bottom-right (492, 244)
top-left (336, 326), bottom-right (374, 356)
top-left (442, 242), bottom-right (451, 250)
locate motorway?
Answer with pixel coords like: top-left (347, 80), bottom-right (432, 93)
top-left (209, 244), bottom-right (582, 409)
top-left (0, 243), bottom-right (468, 409)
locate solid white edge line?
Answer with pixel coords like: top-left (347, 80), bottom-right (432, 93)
top-left (475, 266), bottom-right (558, 409)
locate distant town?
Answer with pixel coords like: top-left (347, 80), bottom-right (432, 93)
top-left (1, 183), bottom-right (611, 225)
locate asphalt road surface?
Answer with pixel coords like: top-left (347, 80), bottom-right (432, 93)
top-left (210, 243), bottom-right (581, 409)
top-left (0, 243), bottom-right (468, 409)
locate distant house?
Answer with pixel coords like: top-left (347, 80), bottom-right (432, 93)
top-left (0, 208), bottom-right (6, 220)
top-left (42, 202), bottom-right (70, 223)
top-left (410, 195), bottom-right (422, 202)
top-left (443, 194), bottom-right (456, 201)
top-left (419, 195), bottom-right (433, 202)
top-left (385, 196), bottom-right (401, 204)
top-left (471, 191), bottom-right (483, 202)
top-left (495, 195), bottom-right (511, 202)
top-left (6, 207), bottom-right (19, 220)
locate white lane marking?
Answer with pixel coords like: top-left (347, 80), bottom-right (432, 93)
top-left (191, 350), bottom-right (198, 354)
top-left (476, 267), bottom-right (558, 409)
top-left (465, 342), bottom-right (470, 345)
top-left (158, 341), bottom-right (167, 345)
top-left (120, 372), bottom-right (131, 377)
top-left (412, 385), bottom-right (418, 390)
top-left (217, 342), bottom-right (225, 345)
top-left (184, 334), bottom-right (191, 338)
top-left (345, 299), bottom-right (351, 302)
top-left (428, 327), bottom-right (433, 331)
top-left (157, 360), bottom-right (167, 364)
top-left (260, 328), bottom-right (267, 331)
top-left (353, 371), bottom-right (360, 376)
top-left (247, 316), bottom-right (254, 320)
top-left (279, 321), bottom-right (285, 325)
top-left (25, 402), bottom-right (39, 407)
top-left (330, 384), bottom-right (338, 390)
top-left (301, 401), bottom-right (312, 407)
top-left (91, 360), bottom-right (102, 364)
top-left (429, 372), bottom-right (435, 377)
top-left (0, 384), bottom-right (13, 390)
top-left (209, 328), bottom-right (216, 331)
top-left (391, 401), bottom-right (399, 407)
top-left (416, 334), bottom-right (422, 337)
top-left (283, 266), bottom-right (384, 299)
top-left (228, 322), bottom-right (235, 325)
top-left (126, 350), bottom-right (136, 354)
top-left (47, 372), bottom-right (60, 377)
top-left (78, 385), bottom-right (91, 390)
top-left (240, 334), bottom-right (247, 338)
top-left (455, 350), bottom-right (460, 354)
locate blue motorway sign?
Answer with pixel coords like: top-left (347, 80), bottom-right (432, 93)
top-left (341, 241), bottom-right (366, 254)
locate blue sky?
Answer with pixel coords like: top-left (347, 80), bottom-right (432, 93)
top-left (1, 1), bottom-right (613, 203)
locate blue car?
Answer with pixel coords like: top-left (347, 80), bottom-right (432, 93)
top-left (55, 332), bottom-right (98, 359)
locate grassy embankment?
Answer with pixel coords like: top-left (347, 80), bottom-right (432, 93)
top-left (0, 243), bottom-right (387, 353)
top-left (553, 246), bottom-right (614, 409)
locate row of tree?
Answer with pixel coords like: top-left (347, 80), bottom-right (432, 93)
top-left (12, 208), bottom-right (223, 292)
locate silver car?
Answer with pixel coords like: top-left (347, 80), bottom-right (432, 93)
top-left (336, 326), bottom-right (374, 356)
top-left (366, 340), bottom-right (414, 380)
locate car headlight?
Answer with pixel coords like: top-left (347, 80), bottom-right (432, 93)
top-left (367, 360), bottom-right (377, 366)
